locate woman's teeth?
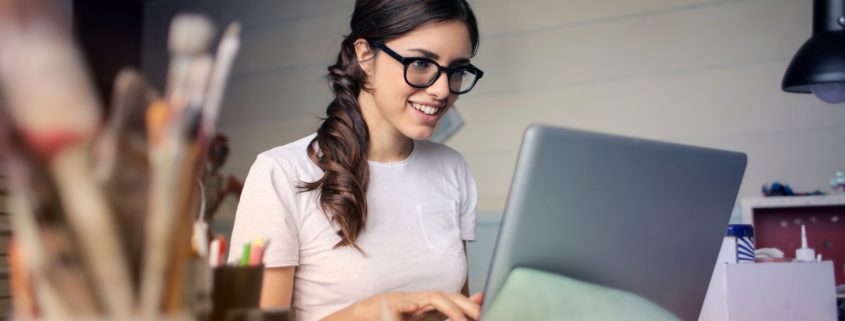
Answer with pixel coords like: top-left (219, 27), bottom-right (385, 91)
top-left (411, 102), bottom-right (440, 115)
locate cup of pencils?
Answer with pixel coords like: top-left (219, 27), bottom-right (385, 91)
top-left (210, 265), bottom-right (264, 321)
top-left (209, 238), bottom-right (268, 321)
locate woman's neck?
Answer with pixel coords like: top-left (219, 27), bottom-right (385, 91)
top-left (369, 130), bottom-right (413, 163)
top-left (359, 92), bottom-right (414, 163)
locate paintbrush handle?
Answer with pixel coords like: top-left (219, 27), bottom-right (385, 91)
top-left (163, 142), bottom-right (204, 312)
top-left (202, 22), bottom-right (241, 137)
top-left (49, 145), bottom-right (135, 314)
top-left (0, 10), bottom-right (135, 315)
top-left (139, 132), bottom-right (185, 314)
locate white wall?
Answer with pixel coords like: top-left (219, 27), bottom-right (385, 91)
top-left (142, 0), bottom-right (845, 216)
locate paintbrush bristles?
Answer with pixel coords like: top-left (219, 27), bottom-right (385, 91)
top-left (168, 14), bottom-right (215, 55)
top-left (166, 14), bottom-right (215, 112)
top-left (222, 21), bottom-right (241, 40)
top-left (0, 20), bottom-right (101, 153)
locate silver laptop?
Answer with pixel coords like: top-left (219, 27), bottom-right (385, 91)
top-left (481, 124), bottom-right (747, 320)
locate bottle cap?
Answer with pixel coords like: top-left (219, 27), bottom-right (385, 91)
top-left (725, 224), bottom-right (754, 237)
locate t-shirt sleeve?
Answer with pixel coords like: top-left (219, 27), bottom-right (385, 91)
top-left (458, 160), bottom-right (478, 241)
top-left (228, 153), bottom-right (300, 267)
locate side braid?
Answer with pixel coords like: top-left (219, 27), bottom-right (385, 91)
top-left (299, 38), bottom-right (371, 250)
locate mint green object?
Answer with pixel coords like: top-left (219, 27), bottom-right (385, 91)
top-left (483, 268), bottom-right (681, 321)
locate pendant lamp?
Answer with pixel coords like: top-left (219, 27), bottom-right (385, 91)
top-left (782, 0), bottom-right (845, 103)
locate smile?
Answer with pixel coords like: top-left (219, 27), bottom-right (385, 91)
top-left (410, 102), bottom-right (443, 115)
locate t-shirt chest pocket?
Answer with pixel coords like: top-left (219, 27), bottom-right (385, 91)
top-left (417, 200), bottom-right (462, 256)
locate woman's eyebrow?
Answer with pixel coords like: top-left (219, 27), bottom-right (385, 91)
top-left (407, 48), bottom-right (471, 65)
top-left (407, 48), bottom-right (440, 60)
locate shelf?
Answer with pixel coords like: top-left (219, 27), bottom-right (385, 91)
top-left (741, 195), bottom-right (845, 224)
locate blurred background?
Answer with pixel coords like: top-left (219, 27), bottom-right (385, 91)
top-left (132, 0), bottom-right (845, 215)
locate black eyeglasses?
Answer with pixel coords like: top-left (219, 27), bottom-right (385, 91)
top-left (370, 41), bottom-right (483, 94)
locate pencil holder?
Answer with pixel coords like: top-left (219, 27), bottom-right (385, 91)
top-left (210, 265), bottom-right (264, 321)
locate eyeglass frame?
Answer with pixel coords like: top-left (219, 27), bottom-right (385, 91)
top-left (369, 40), bottom-right (484, 94)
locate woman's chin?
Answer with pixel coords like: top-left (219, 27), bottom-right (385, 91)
top-left (401, 126), bottom-right (436, 141)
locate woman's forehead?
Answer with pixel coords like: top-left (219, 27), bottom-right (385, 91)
top-left (387, 21), bottom-right (473, 61)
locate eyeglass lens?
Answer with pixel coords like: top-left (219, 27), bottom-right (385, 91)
top-left (405, 59), bottom-right (479, 94)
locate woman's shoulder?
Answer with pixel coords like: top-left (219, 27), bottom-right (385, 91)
top-left (414, 140), bottom-right (468, 165)
top-left (254, 133), bottom-right (318, 172)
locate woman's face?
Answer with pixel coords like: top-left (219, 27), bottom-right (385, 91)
top-left (358, 20), bottom-right (473, 140)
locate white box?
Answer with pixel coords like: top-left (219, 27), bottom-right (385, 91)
top-left (700, 261), bottom-right (838, 321)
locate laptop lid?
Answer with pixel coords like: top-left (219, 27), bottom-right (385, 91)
top-left (481, 124), bottom-right (747, 320)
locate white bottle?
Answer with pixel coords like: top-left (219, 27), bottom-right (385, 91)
top-left (795, 224), bottom-right (816, 262)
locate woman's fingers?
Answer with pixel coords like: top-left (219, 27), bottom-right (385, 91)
top-left (406, 310), bottom-right (444, 321)
top-left (387, 295), bottom-right (420, 314)
top-left (378, 291), bottom-right (482, 321)
top-left (423, 292), bottom-right (468, 321)
top-left (445, 292), bottom-right (481, 320)
top-left (468, 292), bottom-right (483, 304)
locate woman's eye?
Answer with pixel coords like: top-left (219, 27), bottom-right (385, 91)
top-left (410, 60), bottom-right (432, 70)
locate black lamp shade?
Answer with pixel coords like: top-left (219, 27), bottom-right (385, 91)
top-left (782, 32), bottom-right (845, 93)
top-left (782, 0), bottom-right (845, 93)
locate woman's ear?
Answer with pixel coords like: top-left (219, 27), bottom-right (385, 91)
top-left (353, 39), bottom-right (375, 75)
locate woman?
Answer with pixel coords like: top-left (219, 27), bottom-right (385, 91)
top-left (228, 0), bottom-right (485, 320)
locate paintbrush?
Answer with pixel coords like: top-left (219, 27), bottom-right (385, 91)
top-left (4, 156), bottom-right (97, 320)
top-left (201, 22), bottom-right (241, 137)
top-left (139, 97), bottom-right (180, 315)
top-left (139, 13), bottom-right (215, 315)
top-left (162, 57), bottom-right (214, 312)
top-left (0, 0), bottom-right (134, 316)
top-left (182, 20), bottom-right (242, 269)
top-left (163, 21), bottom-right (243, 313)
top-left (165, 14), bottom-right (216, 112)
top-left (0, 110), bottom-right (102, 318)
top-left (94, 68), bottom-right (159, 294)
top-left (163, 23), bottom-right (243, 311)
top-left (187, 21), bottom-right (242, 265)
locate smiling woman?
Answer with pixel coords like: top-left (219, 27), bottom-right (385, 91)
top-left (226, 1), bottom-right (485, 321)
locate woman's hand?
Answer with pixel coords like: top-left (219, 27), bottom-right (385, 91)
top-left (363, 291), bottom-right (484, 321)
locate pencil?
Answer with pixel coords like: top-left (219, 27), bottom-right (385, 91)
top-left (240, 242), bottom-right (252, 267)
top-left (248, 239), bottom-right (265, 266)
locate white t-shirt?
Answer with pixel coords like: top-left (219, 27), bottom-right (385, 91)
top-left (228, 134), bottom-right (478, 321)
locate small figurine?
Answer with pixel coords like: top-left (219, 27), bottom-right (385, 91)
top-left (201, 134), bottom-right (244, 222)
top-left (830, 171), bottom-right (845, 194)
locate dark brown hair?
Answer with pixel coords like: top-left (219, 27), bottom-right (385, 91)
top-left (299, 0), bottom-right (480, 249)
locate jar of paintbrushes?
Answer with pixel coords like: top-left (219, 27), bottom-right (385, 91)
top-left (0, 0), bottom-right (263, 319)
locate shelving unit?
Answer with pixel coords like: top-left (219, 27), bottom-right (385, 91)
top-left (740, 195), bottom-right (845, 286)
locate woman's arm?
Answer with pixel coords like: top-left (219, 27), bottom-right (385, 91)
top-left (462, 241), bottom-right (469, 297)
top-left (261, 247), bottom-right (481, 320)
top-left (260, 266), bottom-right (295, 308)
